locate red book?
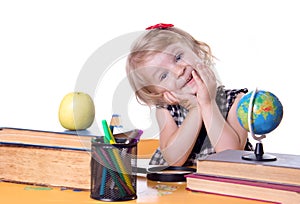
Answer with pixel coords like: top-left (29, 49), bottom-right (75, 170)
top-left (185, 173), bottom-right (300, 204)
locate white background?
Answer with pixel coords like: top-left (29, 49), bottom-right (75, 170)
top-left (1, 0), bottom-right (299, 155)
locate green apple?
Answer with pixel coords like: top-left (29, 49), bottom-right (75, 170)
top-left (58, 92), bottom-right (95, 130)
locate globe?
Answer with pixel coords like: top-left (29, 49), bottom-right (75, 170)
top-left (236, 90), bottom-right (283, 135)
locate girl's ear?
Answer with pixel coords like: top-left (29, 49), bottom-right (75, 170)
top-left (163, 91), bottom-right (178, 105)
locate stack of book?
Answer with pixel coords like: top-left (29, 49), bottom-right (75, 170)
top-left (0, 127), bottom-right (93, 189)
top-left (0, 127), bottom-right (142, 190)
top-left (185, 149), bottom-right (300, 203)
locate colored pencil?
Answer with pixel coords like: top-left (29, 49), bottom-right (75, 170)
top-left (101, 120), bottom-right (135, 193)
top-left (92, 148), bottom-right (127, 196)
top-left (96, 147), bottom-right (133, 194)
top-left (109, 114), bottom-right (123, 134)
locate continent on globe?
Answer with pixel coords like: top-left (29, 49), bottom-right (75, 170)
top-left (236, 90), bottom-right (283, 135)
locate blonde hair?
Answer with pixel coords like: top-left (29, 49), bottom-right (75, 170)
top-left (126, 26), bottom-right (214, 106)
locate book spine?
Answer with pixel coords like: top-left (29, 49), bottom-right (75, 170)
top-left (185, 187), bottom-right (280, 204)
top-left (186, 174), bottom-right (300, 193)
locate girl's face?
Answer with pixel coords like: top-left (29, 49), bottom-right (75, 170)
top-left (139, 42), bottom-right (201, 96)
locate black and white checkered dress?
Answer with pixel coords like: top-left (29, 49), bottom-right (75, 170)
top-left (149, 86), bottom-right (253, 166)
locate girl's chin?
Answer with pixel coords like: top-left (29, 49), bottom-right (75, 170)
top-left (176, 84), bottom-right (198, 95)
top-left (186, 86), bottom-right (198, 94)
top-left (177, 89), bottom-right (197, 95)
top-left (183, 81), bottom-right (197, 93)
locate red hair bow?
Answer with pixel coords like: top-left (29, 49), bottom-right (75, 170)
top-left (146, 23), bottom-right (174, 30)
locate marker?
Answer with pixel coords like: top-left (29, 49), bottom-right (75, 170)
top-left (100, 120), bottom-right (115, 196)
top-left (125, 129), bottom-right (143, 144)
top-left (102, 120), bottom-right (116, 144)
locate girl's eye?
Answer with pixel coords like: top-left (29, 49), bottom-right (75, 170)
top-left (160, 72), bottom-right (168, 81)
top-left (175, 53), bottom-right (182, 62)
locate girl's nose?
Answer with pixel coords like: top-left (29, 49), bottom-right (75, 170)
top-left (174, 65), bottom-right (186, 78)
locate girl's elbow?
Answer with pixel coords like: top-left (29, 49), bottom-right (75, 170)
top-left (214, 143), bottom-right (243, 153)
top-left (162, 152), bottom-right (187, 166)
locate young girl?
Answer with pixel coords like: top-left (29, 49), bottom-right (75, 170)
top-left (126, 23), bottom-right (252, 166)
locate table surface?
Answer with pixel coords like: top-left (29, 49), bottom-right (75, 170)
top-left (0, 128), bottom-right (271, 203)
top-left (0, 177), bottom-right (270, 204)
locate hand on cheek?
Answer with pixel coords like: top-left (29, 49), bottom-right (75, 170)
top-left (192, 69), bottom-right (217, 106)
top-left (164, 90), bottom-right (199, 110)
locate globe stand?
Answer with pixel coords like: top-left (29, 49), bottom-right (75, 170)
top-left (242, 142), bottom-right (277, 161)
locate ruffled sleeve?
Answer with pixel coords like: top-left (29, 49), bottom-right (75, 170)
top-left (216, 85), bottom-right (248, 118)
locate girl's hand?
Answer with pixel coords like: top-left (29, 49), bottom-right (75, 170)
top-left (192, 65), bottom-right (217, 106)
top-left (163, 91), bottom-right (199, 111)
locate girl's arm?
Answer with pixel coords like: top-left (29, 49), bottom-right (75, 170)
top-left (156, 106), bottom-right (202, 166)
top-left (192, 69), bottom-right (248, 151)
top-left (223, 93), bottom-right (248, 150)
top-left (200, 94), bottom-right (248, 151)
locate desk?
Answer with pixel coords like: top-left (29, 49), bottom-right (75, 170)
top-left (0, 128), bottom-right (272, 203)
top-left (0, 177), bottom-right (270, 204)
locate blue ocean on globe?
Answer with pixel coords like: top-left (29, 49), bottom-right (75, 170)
top-left (236, 90), bottom-right (283, 135)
